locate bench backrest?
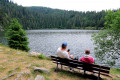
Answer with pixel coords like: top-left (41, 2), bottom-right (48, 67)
top-left (51, 56), bottom-right (110, 75)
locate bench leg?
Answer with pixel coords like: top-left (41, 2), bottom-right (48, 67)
top-left (55, 63), bottom-right (59, 72)
top-left (97, 73), bottom-right (100, 80)
top-left (61, 64), bottom-right (63, 70)
top-left (84, 70), bottom-right (86, 75)
top-left (97, 67), bottom-right (101, 80)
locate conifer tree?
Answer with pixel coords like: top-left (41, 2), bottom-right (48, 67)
top-left (6, 19), bottom-right (30, 52)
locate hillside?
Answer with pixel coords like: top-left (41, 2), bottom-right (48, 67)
top-left (0, 0), bottom-right (107, 30)
top-left (0, 44), bottom-right (120, 80)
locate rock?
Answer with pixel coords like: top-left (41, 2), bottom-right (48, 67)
top-left (15, 71), bottom-right (24, 80)
top-left (2, 67), bottom-right (6, 69)
top-left (29, 52), bottom-right (40, 56)
top-left (1, 73), bottom-right (17, 80)
top-left (116, 75), bottom-right (120, 78)
top-left (35, 75), bottom-right (45, 80)
top-left (33, 67), bottom-right (50, 74)
top-left (8, 67), bottom-right (19, 73)
top-left (17, 71), bottom-right (24, 78)
top-left (27, 64), bottom-right (32, 68)
top-left (15, 72), bottom-right (25, 80)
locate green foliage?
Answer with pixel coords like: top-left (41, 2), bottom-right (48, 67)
top-left (92, 10), bottom-right (120, 66)
top-left (6, 19), bottom-right (30, 52)
top-left (0, 0), bottom-right (106, 30)
top-left (113, 78), bottom-right (120, 80)
top-left (110, 68), bottom-right (120, 75)
top-left (38, 54), bottom-right (46, 59)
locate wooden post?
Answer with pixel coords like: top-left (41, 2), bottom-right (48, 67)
top-left (56, 62), bottom-right (59, 72)
top-left (97, 66), bottom-right (101, 80)
top-left (84, 70), bottom-right (86, 75)
top-left (61, 64), bottom-right (63, 70)
top-left (55, 58), bottom-right (59, 72)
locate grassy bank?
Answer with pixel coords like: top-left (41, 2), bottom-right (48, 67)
top-left (0, 44), bottom-right (120, 80)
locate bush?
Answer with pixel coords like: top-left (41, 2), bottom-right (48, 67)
top-left (38, 54), bottom-right (46, 59)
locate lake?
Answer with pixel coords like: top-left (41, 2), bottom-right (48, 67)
top-left (27, 30), bottom-right (97, 57)
top-left (1, 29), bottom-right (120, 67)
top-left (0, 30), bottom-right (97, 57)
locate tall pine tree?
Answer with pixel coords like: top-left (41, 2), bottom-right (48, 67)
top-left (6, 19), bottom-right (30, 52)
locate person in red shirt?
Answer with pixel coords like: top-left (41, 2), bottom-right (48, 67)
top-left (80, 49), bottom-right (94, 64)
top-left (80, 49), bottom-right (95, 74)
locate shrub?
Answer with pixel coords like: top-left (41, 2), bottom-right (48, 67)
top-left (38, 54), bottom-right (46, 59)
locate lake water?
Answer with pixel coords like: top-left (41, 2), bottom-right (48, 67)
top-left (1, 30), bottom-right (120, 67)
top-left (0, 30), bottom-right (98, 57)
top-left (27, 30), bottom-right (98, 57)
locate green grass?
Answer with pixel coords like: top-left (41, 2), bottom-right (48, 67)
top-left (38, 54), bottom-right (46, 59)
top-left (110, 68), bottom-right (120, 74)
top-left (31, 63), bottom-right (40, 67)
top-left (8, 59), bottom-right (14, 62)
top-left (45, 76), bottom-right (52, 80)
top-left (113, 78), bottom-right (120, 80)
top-left (31, 69), bottom-right (51, 80)
top-left (7, 67), bottom-right (21, 75)
top-left (0, 67), bottom-right (6, 72)
top-left (23, 73), bottom-right (31, 78)
top-left (57, 69), bottom-right (99, 80)
top-left (31, 54), bottom-right (47, 60)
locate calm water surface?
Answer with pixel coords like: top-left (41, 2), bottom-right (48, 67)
top-left (27, 30), bottom-right (98, 58)
top-left (0, 30), bottom-right (98, 57)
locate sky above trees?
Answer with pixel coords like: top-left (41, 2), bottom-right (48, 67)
top-left (11, 0), bottom-right (120, 11)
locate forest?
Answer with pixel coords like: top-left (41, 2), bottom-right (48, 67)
top-left (0, 0), bottom-right (117, 30)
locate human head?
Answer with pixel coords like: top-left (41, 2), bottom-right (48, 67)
top-left (85, 49), bottom-right (90, 55)
top-left (61, 42), bottom-right (67, 49)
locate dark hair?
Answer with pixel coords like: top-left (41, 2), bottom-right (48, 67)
top-left (62, 44), bottom-right (67, 49)
top-left (85, 50), bottom-right (90, 54)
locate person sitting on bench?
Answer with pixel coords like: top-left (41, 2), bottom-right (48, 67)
top-left (57, 42), bottom-right (73, 59)
top-left (79, 49), bottom-right (95, 74)
top-left (80, 49), bottom-right (94, 64)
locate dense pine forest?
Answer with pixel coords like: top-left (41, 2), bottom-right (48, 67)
top-left (0, 0), bottom-right (116, 30)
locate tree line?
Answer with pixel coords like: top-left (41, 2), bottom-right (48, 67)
top-left (0, 0), bottom-right (118, 30)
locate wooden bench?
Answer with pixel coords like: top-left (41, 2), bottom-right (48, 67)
top-left (51, 56), bottom-right (111, 80)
